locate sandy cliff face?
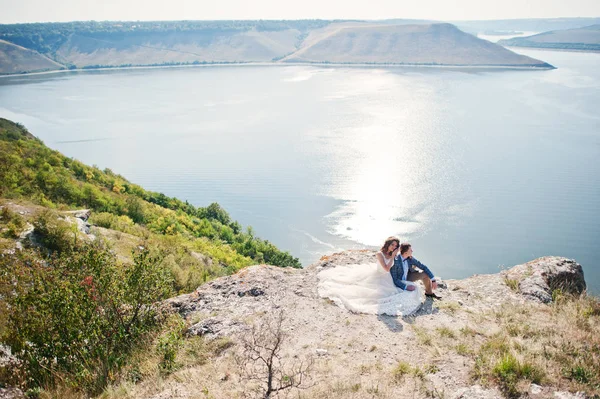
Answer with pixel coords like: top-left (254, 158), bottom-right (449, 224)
top-left (0, 40), bottom-right (64, 74)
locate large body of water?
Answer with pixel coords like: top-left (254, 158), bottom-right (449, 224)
top-left (1, 48), bottom-right (599, 293)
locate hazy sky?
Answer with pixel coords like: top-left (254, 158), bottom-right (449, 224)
top-left (1, 0), bottom-right (599, 24)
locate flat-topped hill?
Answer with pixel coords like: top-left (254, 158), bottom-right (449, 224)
top-left (283, 23), bottom-right (552, 67)
top-left (499, 24), bottom-right (600, 52)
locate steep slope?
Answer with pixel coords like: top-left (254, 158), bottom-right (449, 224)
top-left (53, 28), bottom-right (302, 67)
top-left (499, 24), bottom-right (600, 52)
top-left (282, 23), bottom-right (553, 67)
top-left (0, 39), bottom-right (64, 74)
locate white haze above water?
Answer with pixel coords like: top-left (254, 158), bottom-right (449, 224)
top-left (1, 48), bottom-right (599, 292)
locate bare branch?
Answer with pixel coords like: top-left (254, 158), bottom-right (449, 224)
top-left (236, 309), bottom-right (313, 398)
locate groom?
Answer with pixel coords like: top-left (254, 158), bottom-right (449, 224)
top-left (390, 243), bottom-right (442, 300)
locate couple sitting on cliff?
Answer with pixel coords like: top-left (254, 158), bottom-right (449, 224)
top-left (318, 237), bottom-right (442, 316)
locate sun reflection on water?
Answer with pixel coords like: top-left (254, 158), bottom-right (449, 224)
top-left (309, 68), bottom-right (454, 245)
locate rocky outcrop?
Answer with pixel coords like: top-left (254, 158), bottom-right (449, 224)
top-left (156, 252), bottom-right (593, 399)
top-left (504, 256), bottom-right (586, 303)
top-left (0, 388), bottom-right (24, 399)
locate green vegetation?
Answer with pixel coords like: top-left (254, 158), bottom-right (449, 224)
top-left (0, 241), bottom-right (173, 394)
top-left (0, 117), bottom-right (300, 270)
top-left (448, 299), bottom-right (600, 398)
top-left (0, 117), bottom-right (303, 396)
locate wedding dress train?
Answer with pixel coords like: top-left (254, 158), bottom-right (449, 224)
top-left (317, 253), bottom-right (423, 316)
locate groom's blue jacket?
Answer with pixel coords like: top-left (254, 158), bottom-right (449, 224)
top-left (390, 256), bottom-right (435, 290)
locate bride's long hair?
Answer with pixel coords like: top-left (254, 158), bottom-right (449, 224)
top-left (380, 236), bottom-right (400, 256)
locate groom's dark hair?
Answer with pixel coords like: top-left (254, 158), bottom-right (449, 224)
top-left (400, 243), bottom-right (412, 255)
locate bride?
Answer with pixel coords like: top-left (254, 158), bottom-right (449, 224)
top-left (317, 236), bottom-right (422, 316)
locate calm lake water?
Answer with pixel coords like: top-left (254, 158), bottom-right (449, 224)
top-left (1, 48), bottom-right (599, 293)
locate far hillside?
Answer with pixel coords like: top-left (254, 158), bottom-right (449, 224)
top-left (0, 20), bottom-right (553, 73)
top-left (455, 17), bottom-right (600, 35)
top-left (0, 20), bottom-right (329, 70)
top-left (282, 23), bottom-right (553, 67)
top-left (499, 24), bottom-right (600, 52)
top-left (0, 39), bottom-right (64, 74)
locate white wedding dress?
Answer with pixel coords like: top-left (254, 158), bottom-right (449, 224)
top-left (317, 252), bottom-right (423, 316)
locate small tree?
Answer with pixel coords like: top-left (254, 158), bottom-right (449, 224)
top-left (237, 310), bottom-right (312, 398)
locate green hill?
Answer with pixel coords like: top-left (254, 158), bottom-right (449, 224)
top-left (0, 117), bottom-right (300, 395)
top-left (0, 118), bottom-right (301, 278)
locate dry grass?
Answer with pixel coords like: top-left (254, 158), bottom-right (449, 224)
top-left (444, 294), bottom-right (600, 398)
top-left (503, 276), bottom-right (520, 292)
top-left (436, 327), bottom-right (456, 339)
top-left (436, 301), bottom-right (461, 314)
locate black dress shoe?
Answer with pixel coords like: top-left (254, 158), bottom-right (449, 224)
top-left (425, 292), bottom-right (442, 300)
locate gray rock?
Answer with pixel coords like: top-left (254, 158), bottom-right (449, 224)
top-left (0, 388), bottom-right (24, 399)
top-left (452, 384), bottom-right (502, 399)
top-left (507, 257), bottom-right (586, 303)
top-left (554, 391), bottom-right (588, 399)
top-left (74, 217), bottom-right (92, 235)
top-left (237, 287), bottom-right (265, 297)
top-left (187, 317), bottom-right (243, 338)
top-left (18, 223), bottom-right (34, 240)
top-left (61, 209), bottom-right (91, 221)
top-left (530, 383), bottom-right (543, 394)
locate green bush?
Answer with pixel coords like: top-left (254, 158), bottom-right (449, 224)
top-left (156, 316), bottom-right (186, 374)
top-left (0, 207), bottom-right (25, 238)
top-left (32, 210), bottom-right (76, 253)
top-left (0, 243), bottom-right (173, 394)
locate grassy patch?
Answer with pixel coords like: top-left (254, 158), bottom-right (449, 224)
top-left (436, 327), bottom-right (456, 339)
top-left (392, 361), bottom-right (412, 383)
top-left (436, 301), bottom-right (461, 314)
top-left (503, 276), bottom-right (519, 292)
top-left (412, 326), bottom-right (433, 346)
top-left (468, 295), bottom-right (600, 398)
top-left (456, 343), bottom-right (472, 356)
top-left (492, 354), bottom-right (545, 398)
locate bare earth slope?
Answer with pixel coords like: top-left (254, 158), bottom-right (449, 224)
top-left (499, 24), bottom-right (600, 52)
top-left (0, 40), bottom-right (64, 74)
top-left (53, 29), bottom-right (302, 67)
top-left (282, 23), bottom-right (552, 67)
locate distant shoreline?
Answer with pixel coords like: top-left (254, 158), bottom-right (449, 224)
top-left (0, 61), bottom-right (556, 78)
top-left (505, 45), bottom-right (600, 54)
